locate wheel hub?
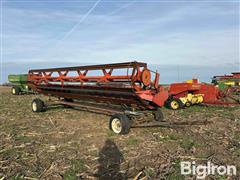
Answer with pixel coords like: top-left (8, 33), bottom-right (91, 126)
top-left (111, 118), bottom-right (122, 133)
top-left (32, 102), bottom-right (37, 111)
top-left (171, 101), bottom-right (179, 109)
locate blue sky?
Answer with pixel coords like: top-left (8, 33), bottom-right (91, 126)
top-left (1, 0), bottom-right (239, 83)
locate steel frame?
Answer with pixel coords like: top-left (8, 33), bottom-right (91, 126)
top-left (28, 61), bottom-right (168, 110)
top-left (28, 62), bottom-right (149, 89)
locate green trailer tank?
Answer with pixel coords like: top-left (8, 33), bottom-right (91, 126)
top-left (8, 74), bottom-right (33, 95)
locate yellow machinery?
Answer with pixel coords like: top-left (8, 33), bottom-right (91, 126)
top-left (179, 93), bottom-right (203, 107)
top-left (166, 79), bottom-right (204, 110)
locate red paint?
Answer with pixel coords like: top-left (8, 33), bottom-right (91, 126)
top-left (169, 80), bottom-right (239, 105)
top-left (28, 61), bottom-right (169, 110)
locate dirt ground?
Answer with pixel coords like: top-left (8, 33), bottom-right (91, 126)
top-left (0, 86), bottom-right (239, 179)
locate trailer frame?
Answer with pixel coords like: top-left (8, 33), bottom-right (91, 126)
top-left (28, 61), bottom-right (168, 134)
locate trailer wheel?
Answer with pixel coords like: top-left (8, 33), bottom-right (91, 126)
top-left (168, 98), bottom-right (184, 110)
top-left (12, 86), bottom-right (20, 95)
top-left (64, 98), bottom-right (73, 102)
top-left (154, 108), bottom-right (164, 121)
top-left (109, 114), bottom-right (131, 135)
top-left (185, 101), bottom-right (192, 107)
top-left (63, 98), bottom-right (73, 108)
top-left (32, 98), bottom-right (45, 112)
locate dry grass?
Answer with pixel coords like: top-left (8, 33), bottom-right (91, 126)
top-left (0, 86), bottom-right (239, 179)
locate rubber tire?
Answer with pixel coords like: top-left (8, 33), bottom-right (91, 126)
top-left (64, 98), bottom-right (73, 102)
top-left (32, 98), bottom-right (45, 112)
top-left (12, 86), bottom-right (20, 95)
top-left (168, 98), bottom-right (184, 110)
top-left (109, 114), bottom-right (131, 135)
top-left (185, 101), bottom-right (192, 107)
top-left (154, 108), bottom-right (164, 121)
top-left (63, 98), bottom-right (73, 108)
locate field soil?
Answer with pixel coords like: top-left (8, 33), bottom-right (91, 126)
top-left (0, 86), bottom-right (240, 179)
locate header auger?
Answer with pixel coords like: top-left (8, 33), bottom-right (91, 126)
top-left (28, 61), bottom-right (169, 134)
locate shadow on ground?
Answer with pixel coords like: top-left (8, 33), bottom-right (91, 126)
top-left (96, 139), bottom-right (124, 180)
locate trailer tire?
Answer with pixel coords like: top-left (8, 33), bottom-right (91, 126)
top-left (64, 98), bottom-right (73, 102)
top-left (185, 101), bottom-right (192, 107)
top-left (154, 108), bottom-right (164, 121)
top-left (12, 86), bottom-right (20, 95)
top-left (109, 114), bottom-right (131, 135)
top-left (63, 98), bottom-right (73, 108)
top-left (32, 98), bottom-right (45, 112)
top-left (168, 98), bottom-right (184, 110)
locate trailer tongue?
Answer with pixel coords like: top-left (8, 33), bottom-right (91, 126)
top-left (27, 61), bottom-right (168, 134)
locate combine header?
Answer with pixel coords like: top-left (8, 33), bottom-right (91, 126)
top-left (28, 61), bottom-right (168, 134)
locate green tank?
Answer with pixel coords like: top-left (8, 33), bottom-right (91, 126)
top-left (8, 74), bottom-right (33, 95)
